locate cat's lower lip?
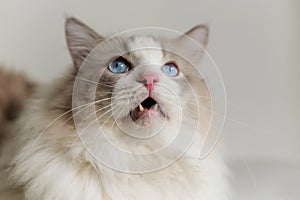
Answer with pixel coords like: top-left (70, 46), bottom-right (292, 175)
top-left (129, 104), bottom-right (165, 121)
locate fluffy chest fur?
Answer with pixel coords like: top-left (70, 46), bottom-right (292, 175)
top-left (1, 109), bottom-right (228, 200)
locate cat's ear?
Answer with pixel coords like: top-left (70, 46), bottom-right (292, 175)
top-left (65, 17), bottom-right (103, 69)
top-left (177, 25), bottom-right (209, 63)
top-left (184, 25), bottom-right (209, 48)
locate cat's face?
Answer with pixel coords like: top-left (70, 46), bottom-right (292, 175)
top-left (65, 18), bottom-right (210, 138)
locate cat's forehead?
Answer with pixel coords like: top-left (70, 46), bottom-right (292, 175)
top-left (124, 36), bottom-right (163, 65)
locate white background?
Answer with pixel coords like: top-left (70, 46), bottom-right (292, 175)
top-left (0, 0), bottom-right (299, 199)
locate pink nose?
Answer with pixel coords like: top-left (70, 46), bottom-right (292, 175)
top-left (139, 74), bottom-right (159, 95)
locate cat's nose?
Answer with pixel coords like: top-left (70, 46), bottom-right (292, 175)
top-left (139, 74), bottom-right (159, 95)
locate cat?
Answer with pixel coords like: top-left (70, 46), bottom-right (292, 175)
top-left (0, 17), bottom-right (229, 200)
top-left (0, 68), bottom-right (34, 136)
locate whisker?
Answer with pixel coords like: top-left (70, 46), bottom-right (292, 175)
top-left (32, 95), bottom-right (125, 145)
top-left (171, 103), bottom-right (252, 129)
top-left (110, 105), bottom-right (128, 128)
top-left (93, 106), bottom-right (125, 141)
top-left (193, 94), bottom-right (252, 112)
top-left (73, 104), bottom-right (124, 146)
top-left (78, 100), bottom-right (126, 137)
top-left (81, 104), bottom-right (113, 122)
top-left (76, 107), bottom-right (114, 138)
top-left (31, 99), bottom-right (113, 145)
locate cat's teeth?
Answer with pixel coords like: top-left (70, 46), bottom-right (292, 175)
top-left (139, 104), bottom-right (144, 112)
top-left (153, 104), bottom-right (158, 111)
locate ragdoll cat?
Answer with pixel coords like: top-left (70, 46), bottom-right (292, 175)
top-left (0, 17), bottom-right (229, 200)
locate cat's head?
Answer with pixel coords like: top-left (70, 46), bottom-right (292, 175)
top-left (65, 18), bottom-right (211, 139)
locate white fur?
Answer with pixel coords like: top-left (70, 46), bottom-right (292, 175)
top-left (0, 29), bottom-right (229, 199)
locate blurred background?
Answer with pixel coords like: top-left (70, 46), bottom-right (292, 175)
top-left (0, 0), bottom-right (299, 199)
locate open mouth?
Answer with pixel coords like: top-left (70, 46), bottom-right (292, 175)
top-left (130, 97), bottom-right (164, 121)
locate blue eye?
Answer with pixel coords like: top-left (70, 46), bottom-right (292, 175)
top-left (108, 57), bottom-right (130, 73)
top-left (162, 63), bottom-right (179, 76)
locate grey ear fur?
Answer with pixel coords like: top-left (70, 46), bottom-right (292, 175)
top-left (65, 17), bottom-right (103, 69)
top-left (184, 25), bottom-right (209, 48)
top-left (175, 25), bottom-right (209, 64)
